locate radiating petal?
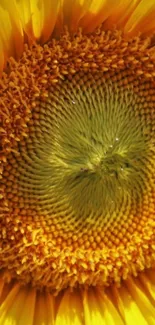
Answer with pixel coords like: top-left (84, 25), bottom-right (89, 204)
top-left (0, 269), bottom-right (155, 324)
top-left (103, 0), bottom-right (141, 30)
top-left (40, 0), bottom-right (61, 43)
top-left (16, 0), bottom-right (43, 40)
top-left (55, 289), bottom-right (83, 325)
top-left (118, 286), bottom-right (151, 325)
top-left (83, 287), bottom-right (124, 325)
top-left (139, 268), bottom-right (155, 302)
top-left (110, 276), bottom-right (155, 325)
top-left (0, 7), bottom-right (11, 73)
top-left (62, 0), bottom-right (93, 32)
top-left (125, 277), bottom-right (155, 325)
top-left (76, 0), bottom-right (139, 34)
top-left (45, 293), bottom-right (55, 325)
top-left (0, 0), bottom-right (155, 72)
top-left (18, 288), bottom-right (36, 325)
top-left (0, 0), bottom-right (23, 71)
top-left (0, 277), bottom-right (5, 299)
top-left (124, 0), bottom-right (155, 36)
top-left (61, 0), bottom-right (155, 37)
top-left (16, 0), bottom-right (61, 42)
top-left (34, 291), bottom-right (48, 325)
top-left (0, 284), bottom-right (24, 325)
top-left (33, 291), bottom-right (55, 325)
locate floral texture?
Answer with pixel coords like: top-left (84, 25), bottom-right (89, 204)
top-left (0, 1), bottom-right (155, 324)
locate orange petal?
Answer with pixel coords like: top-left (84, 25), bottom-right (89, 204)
top-left (79, 0), bottom-right (129, 33)
top-left (40, 0), bottom-right (61, 43)
top-left (34, 291), bottom-right (55, 325)
top-left (103, 0), bottom-right (141, 30)
top-left (61, 0), bottom-right (93, 32)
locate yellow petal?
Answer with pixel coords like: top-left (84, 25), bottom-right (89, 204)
top-left (111, 283), bottom-right (152, 325)
top-left (0, 284), bottom-right (24, 325)
top-left (0, 285), bottom-right (36, 325)
top-left (62, 0), bottom-right (92, 32)
top-left (41, 0), bottom-right (61, 43)
top-left (16, 0), bottom-right (43, 40)
top-left (126, 277), bottom-right (155, 325)
top-left (79, 0), bottom-right (133, 33)
top-left (0, 269), bottom-right (155, 324)
top-left (83, 287), bottom-right (124, 325)
top-left (0, 6), bottom-right (11, 72)
top-left (139, 268), bottom-right (155, 302)
top-left (0, 0), bottom-right (23, 70)
top-left (16, 0), bottom-right (61, 42)
top-left (103, 0), bottom-right (141, 30)
top-left (124, 0), bottom-right (155, 36)
top-left (78, 0), bottom-right (115, 33)
top-left (55, 289), bottom-right (83, 325)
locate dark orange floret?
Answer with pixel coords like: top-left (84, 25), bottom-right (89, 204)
top-left (0, 27), bottom-right (155, 293)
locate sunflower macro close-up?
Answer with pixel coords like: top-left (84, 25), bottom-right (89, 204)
top-left (0, 0), bottom-right (155, 324)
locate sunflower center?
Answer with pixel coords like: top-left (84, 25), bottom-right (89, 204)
top-left (0, 31), bottom-right (155, 292)
top-left (2, 72), bottom-right (150, 219)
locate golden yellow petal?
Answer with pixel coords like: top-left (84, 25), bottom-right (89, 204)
top-left (40, 0), bottom-right (61, 43)
top-left (77, 0), bottom-right (155, 36)
top-left (78, 0), bottom-right (122, 33)
top-left (16, 0), bottom-right (61, 42)
top-left (109, 268), bottom-right (155, 325)
top-left (0, 283), bottom-right (21, 324)
top-left (103, 0), bottom-right (141, 30)
top-left (83, 287), bottom-right (124, 325)
top-left (61, 0), bottom-right (92, 32)
top-left (0, 285), bottom-right (36, 325)
top-left (16, 0), bottom-right (43, 40)
top-left (34, 291), bottom-right (54, 325)
top-left (71, 0), bottom-right (137, 33)
top-left (0, 268), bottom-right (155, 324)
top-left (115, 286), bottom-right (149, 325)
top-left (0, 0), bottom-right (155, 72)
top-left (55, 289), bottom-right (83, 325)
top-left (0, 0), bottom-right (23, 72)
top-left (126, 277), bottom-right (155, 324)
top-left (124, 0), bottom-right (155, 36)
top-left (139, 268), bottom-right (155, 302)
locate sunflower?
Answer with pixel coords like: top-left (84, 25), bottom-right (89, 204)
top-left (0, 0), bottom-right (155, 324)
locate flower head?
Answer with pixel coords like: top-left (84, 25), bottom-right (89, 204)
top-left (0, 1), bottom-right (155, 324)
